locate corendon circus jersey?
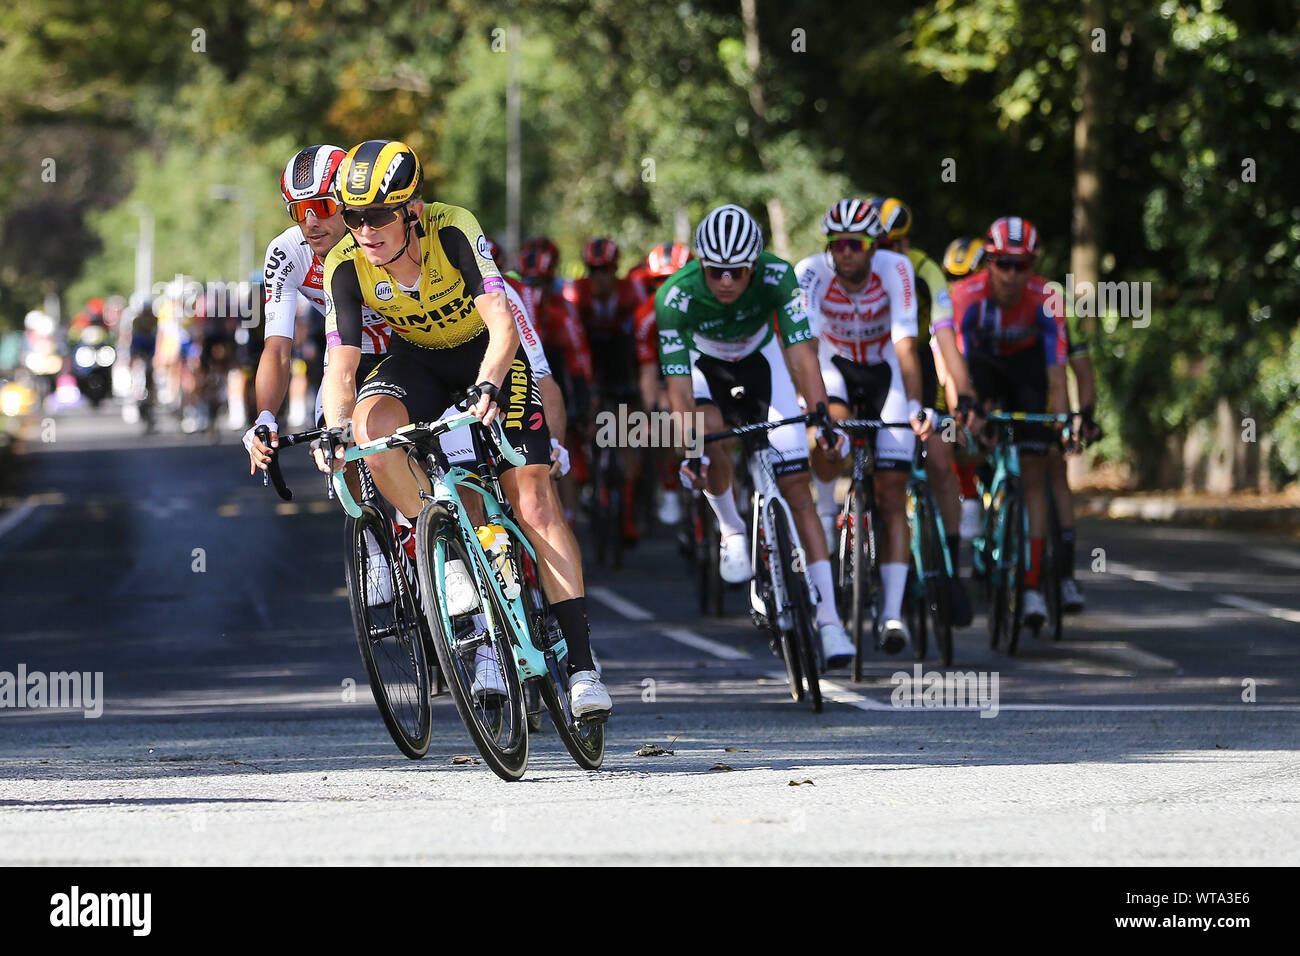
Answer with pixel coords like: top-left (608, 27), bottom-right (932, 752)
top-left (262, 224), bottom-right (389, 354)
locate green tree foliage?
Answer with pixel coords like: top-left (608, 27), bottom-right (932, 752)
top-left (4, 0), bottom-right (1298, 485)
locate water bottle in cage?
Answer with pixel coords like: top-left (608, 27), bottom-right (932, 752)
top-left (476, 524), bottom-right (521, 599)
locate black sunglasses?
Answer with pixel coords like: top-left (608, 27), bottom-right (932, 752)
top-left (704, 265), bottom-right (751, 282)
top-left (342, 204), bottom-right (405, 231)
top-left (992, 257), bottom-right (1030, 272)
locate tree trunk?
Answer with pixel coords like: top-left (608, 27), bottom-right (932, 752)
top-left (1068, 0), bottom-right (1103, 489)
top-left (739, 0), bottom-right (789, 259)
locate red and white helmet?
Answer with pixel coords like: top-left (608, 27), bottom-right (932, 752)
top-left (281, 145), bottom-right (347, 202)
top-left (984, 216), bottom-right (1040, 257)
top-left (821, 198), bottom-right (882, 237)
top-left (645, 241), bottom-right (693, 277)
top-left (582, 237), bottom-right (620, 269)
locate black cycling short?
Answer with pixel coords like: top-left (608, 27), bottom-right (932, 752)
top-left (355, 332), bottom-right (550, 470)
top-left (919, 343), bottom-right (950, 413)
top-left (316, 352), bottom-right (385, 428)
top-left (966, 340), bottom-right (1052, 455)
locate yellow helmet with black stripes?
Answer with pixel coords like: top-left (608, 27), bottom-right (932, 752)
top-left (873, 197), bottom-right (912, 241)
top-left (942, 236), bottom-right (986, 279)
top-left (333, 140), bottom-right (423, 207)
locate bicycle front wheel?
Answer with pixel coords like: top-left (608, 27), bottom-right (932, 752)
top-left (997, 481), bottom-right (1027, 655)
top-left (416, 505), bottom-right (529, 781)
top-left (345, 505), bottom-right (433, 759)
top-left (915, 489), bottom-right (954, 666)
top-left (772, 505), bottom-right (822, 713)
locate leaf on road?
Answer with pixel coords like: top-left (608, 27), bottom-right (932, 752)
top-left (635, 744), bottom-right (673, 756)
top-left (788, 779), bottom-right (815, 786)
top-left (450, 755), bottom-right (480, 765)
top-left (709, 763), bottom-right (734, 771)
top-left (723, 747), bottom-right (752, 752)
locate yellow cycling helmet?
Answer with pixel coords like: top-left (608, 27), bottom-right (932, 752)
top-left (942, 237), bottom-right (986, 278)
top-left (872, 197), bottom-right (912, 242)
top-left (334, 140), bottom-right (423, 207)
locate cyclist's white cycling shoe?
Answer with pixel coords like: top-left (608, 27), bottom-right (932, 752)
top-left (444, 558), bottom-right (481, 616)
top-left (880, 618), bottom-right (910, 655)
top-left (365, 534), bottom-right (393, 606)
top-left (1061, 578), bottom-right (1085, 613)
top-left (719, 533), bottom-right (753, 583)
top-left (1023, 589), bottom-right (1048, 628)
top-left (959, 498), bottom-right (982, 541)
top-left (657, 491), bottom-right (683, 525)
top-left (569, 670), bottom-right (612, 718)
top-left (819, 623), bottom-right (855, 669)
top-left (471, 646), bottom-right (508, 701)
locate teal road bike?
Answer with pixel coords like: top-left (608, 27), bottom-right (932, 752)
top-left (970, 411), bottom-right (1071, 655)
top-left (330, 410), bottom-right (606, 781)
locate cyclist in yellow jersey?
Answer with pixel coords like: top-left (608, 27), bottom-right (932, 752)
top-left (315, 140), bottom-right (610, 718)
top-left (873, 198), bottom-right (979, 626)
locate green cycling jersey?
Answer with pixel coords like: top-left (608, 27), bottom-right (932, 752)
top-left (653, 252), bottom-right (814, 378)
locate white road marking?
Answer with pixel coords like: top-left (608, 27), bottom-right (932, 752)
top-left (1069, 641), bottom-right (1179, 670)
top-left (1247, 546), bottom-right (1300, 570)
top-left (1215, 594), bottom-right (1300, 624)
top-left (1107, 561), bottom-right (1192, 592)
top-left (1109, 561), bottom-right (1300, 628)
top-left (0, 502), bottom-right (37, 541)
top-left (586, 586), bottom-right (655, 622)
top-left (659, 627), bottom-right (752, 660)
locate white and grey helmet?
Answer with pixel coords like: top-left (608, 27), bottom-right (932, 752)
top-left (694, 204), bottom-right (764, 268)
top-left (821, 198), bottom-right (882, 237)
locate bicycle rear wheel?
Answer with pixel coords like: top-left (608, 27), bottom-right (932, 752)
top-left (772, 505), bottom-right (822, 712)
top-left (345, 505), bottom-right (433, 759)
top-left (416, 505), bottom-right (529, 781)
top-left (757, 506), bottom-right (803, 701)
top-left (516, 543), bottom-right (605, 770)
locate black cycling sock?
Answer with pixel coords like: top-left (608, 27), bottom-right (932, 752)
top-left (1060, 527), bottom-right (1076, 577)
top-left (946, 534), bottom-right (961, 573)
top-left (552, 597), bottom-right (596, 675)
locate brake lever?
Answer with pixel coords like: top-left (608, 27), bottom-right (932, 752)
top-left (255, 424), bottom-right (293, 502)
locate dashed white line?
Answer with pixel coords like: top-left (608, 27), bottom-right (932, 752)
top-left (586, 586), bottom-right (655, 622)
top-left (659, 627), bottom-right (752, 660)
top-left (1214, 594), bottom-right (1300, 625)
top-left (0, 502), bottom-right (37, 542)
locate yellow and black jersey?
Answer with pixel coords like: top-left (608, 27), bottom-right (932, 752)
top-left (324, 202), bottom-right (505, 352)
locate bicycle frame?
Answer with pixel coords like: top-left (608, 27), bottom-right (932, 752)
top-left (330, 413), bottom-right (565, 683)
top-left (907, 428), bottom-right (955, 584)
top-left (746, 444), bottom-right (806, 632)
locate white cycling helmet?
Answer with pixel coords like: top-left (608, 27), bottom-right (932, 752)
top-left (821, 198), bottom-right (882, 237)
top-left (280, 144), bottom-right (347, 202)
top-left (694, 204), bottom-right (764, 268)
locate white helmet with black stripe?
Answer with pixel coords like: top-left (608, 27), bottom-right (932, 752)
top-left (821, 198), bottom-right (882, 237)
top-left (694, 204), bottom-right (764, 268)
top-left (280, 144), bottom-right (346, 202)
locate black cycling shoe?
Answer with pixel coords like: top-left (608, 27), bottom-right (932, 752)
top-left (949, 576), bottom-right (974, 627)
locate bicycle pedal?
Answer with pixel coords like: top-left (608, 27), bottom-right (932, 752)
top-left (574, 710), bottom-right (610, 726)
top-left (750, 609), bottom-right (770, 629)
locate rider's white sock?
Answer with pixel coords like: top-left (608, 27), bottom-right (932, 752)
top-left (882, 563), bottom-right (908, 621)
top-left (813, 475), bottom-right (838, 518)
top-left (808, 559), bottom-right (838, 627)
top-left (704, 488), bottom-right (747, 539)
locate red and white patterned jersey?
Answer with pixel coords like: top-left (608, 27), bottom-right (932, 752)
top-left (794, 248), bottom-right (919, 365)
top-left (261, 225), bottom-right (390, 354)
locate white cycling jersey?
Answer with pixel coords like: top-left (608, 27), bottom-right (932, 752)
top-left (794, 247), bottom-right (918, 365)
top-left (796, 247), bottom-right (919, 466)
top-left (261, 225), bottom-right (389, 353)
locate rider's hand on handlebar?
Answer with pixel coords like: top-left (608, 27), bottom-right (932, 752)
top-left (244, 411), bottom-right (279, 475)
top-left (813, 402), bottom-right (845, 459)
top-left (956, 393), bottom-right (982, 435)
top-left (311, 425), bottom-right (350, 475)
top-left (467, 381), bottom-right (500, 426)
top-left (680, 455), bottom-right (710, 490)
top-left (549, 437), bottom-right (571, 478)
top-left (909, 400), bottom-right (933, 440)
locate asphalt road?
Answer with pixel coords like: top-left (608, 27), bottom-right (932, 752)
top-left (1, 404), bottom-right (1298, 864)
